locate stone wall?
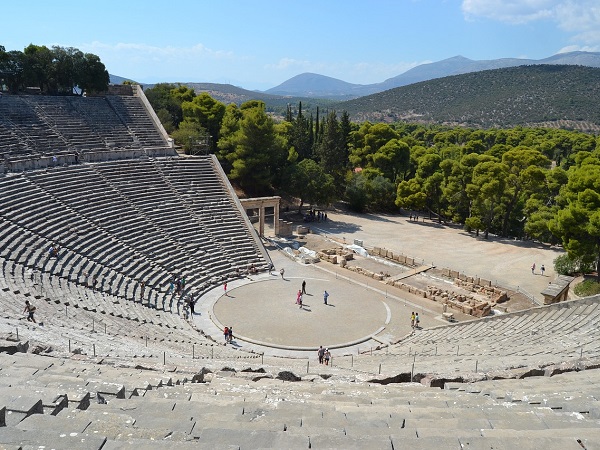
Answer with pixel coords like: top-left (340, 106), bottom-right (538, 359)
top-left (371, 247), bottom-right (418, 267)
top-left (324, 244), bottom-right (505, 319)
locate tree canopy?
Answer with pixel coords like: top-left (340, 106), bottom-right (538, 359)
top-left (0, 44), bottom-right (109, 94)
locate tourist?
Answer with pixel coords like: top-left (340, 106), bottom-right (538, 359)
top-left (168, 275), bottom-right (174, 294)
top-left (415, 313), bottom-right (420, 329)
top-left (323, 290), bottom-right (329, 305)
top-left (531, 263), bottom-right (536, 274)
top-left (411, 312), bottom-right (416, 329)
top-left (541, 264), bottom-right (545, 276)
top-left (24, 300), bottom-right (36, 323)
top-left (224, 282), bottom-right (228, 296)
top-left (189, 293), bottom-right (196, 315)
top-left (280, 268), bottom-right (285, 279)
top-left (228, 326), bottom-right (233, 343)
top-left (139, 281), bottom-right (145, 302)
top-left (318, 346), bottom-right (325, 364)
top-left (223, 326), bottom-right (229, 343)
top-left (324, 348), bottom-right (331, 365)
top-left (302, 280), bottom-right (307, 294)
top-left (296, 289), bottom-right (303, 308)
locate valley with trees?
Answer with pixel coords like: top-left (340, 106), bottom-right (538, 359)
top-left (145, 81), bottom-right (600, 284)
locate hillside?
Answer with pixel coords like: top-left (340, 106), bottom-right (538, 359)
top-left (336, 65), bottom-right (600, 132)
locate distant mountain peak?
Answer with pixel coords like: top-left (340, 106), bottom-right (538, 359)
top-left (444, 55), bottom-right (473, 62)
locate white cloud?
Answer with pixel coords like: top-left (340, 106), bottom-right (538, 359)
top-left (462, 0), bottom-right (600, 49)
top-left (80, 41), bottom-right (235, 62)
top-left (462, 0), bottom-right (556, 24)
top-left (558, 44), bottom-right (600, 52)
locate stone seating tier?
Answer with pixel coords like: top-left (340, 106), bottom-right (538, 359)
top-left (0, 351), bottom-right (598, 449)
top-left (0, 94), bottom-right (167, 160)
top-left (0, 157), bottom-right (268, 343)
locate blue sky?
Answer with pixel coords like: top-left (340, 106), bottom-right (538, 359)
top-left (3, 0), bottom-right (599, 90)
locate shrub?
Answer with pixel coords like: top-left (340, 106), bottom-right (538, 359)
top-left (574, 279), bottom-right (600, 297)
top-left (553, 254), bottom-right (594, 276)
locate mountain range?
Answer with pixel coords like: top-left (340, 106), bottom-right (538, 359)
top-left (264, 51), bottom-right (600, 99)
top-left (110, 51), bottom-right (600, 102)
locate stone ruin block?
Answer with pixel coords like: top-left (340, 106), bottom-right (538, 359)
top-left (373, 247), bottom-right (382, 256)
top-left (479, 278), bottom-right (491, 287)
top-left (458, 273), bottom-right (468, 281)
top-left (466, 276), bottom-right (474, 283)
top-left (406, 257), bottom-right (414, 266)
top-left (473, 277), bottom-right (480, 285)
top-left (386, 250), bottom-right (393, 259)
top-left (494, 291), bottom-right (508, 303)
top-left (340, 259), bottom-right (347, 268)
top-left (442, 268), bottom-right (451, 277)
top-left (450, 270), bottom-right (459, 278)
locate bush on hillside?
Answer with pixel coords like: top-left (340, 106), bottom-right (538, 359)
top-left (574, 279), bottom-right (600, 297)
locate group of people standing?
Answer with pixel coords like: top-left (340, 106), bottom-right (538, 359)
top-left (303, 209), bottom-right (327, 223)
top-left (317, 345), bottom-right (331, 365)
top-left (531, 263), bottom-right (545, 275)
top-left (294, 280), bottom-right (330, 308)
top-left (168, 274), bottom-right (186, 295)
top-left (223, 325), bottom-right (234, 344)
top-left (411, 311), bottom-right (420, 330)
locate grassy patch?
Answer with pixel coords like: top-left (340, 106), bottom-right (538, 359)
top-left (574, 279), bottom-right (600, 297)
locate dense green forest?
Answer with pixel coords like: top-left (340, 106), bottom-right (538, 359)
top-left (0, 44), bottom-right (109, 94)
top-left (146, 83), bottom-right (600, 277)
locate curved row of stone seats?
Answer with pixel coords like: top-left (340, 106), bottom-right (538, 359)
top-left (1, 166), bottom-right (225, 306)
top-left (0, 125), bottom-right (30, 156)
top-left (0, 95), bottom-right (67, 157)
top-left (90, 157), bottom-right (266, 274)
top-left (155, 157), bottom-right (267, 266)
top-left (20, 95), bottom-right (107, 151)
top-left (1, 247), bottom-right (267, 364)
top-left (66, 96), bottom-right (138, 149)
top-left (0, 94), bottom-right (168, 161)
top-left (0, 262), bottom-right (244, 362)
top-left (446, 369), bottom-right (600, 417)
top-left (0, 350), bottom-right (598, 449)
top-left (105, 95), bottom-right (168, 149)
top-left (0, 185), bottom-right (166, 307)
top-left (333, 297), bottom-right (600, 378)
